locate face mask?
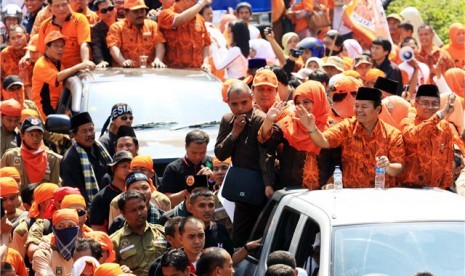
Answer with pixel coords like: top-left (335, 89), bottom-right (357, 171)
top-left (53, 226), bottom-right (79, 261)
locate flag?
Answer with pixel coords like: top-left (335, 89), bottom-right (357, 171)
top-left (343, 0), bottom-right (392, 44)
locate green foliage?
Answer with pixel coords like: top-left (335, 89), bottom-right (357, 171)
top-left (386, 0), bottom-right (465, 45)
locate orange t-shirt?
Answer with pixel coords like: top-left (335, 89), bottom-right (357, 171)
top-left (416, 46), bottom-right (455, 84)
top-left (6, 247), bottom-right (28, 276)
top-left (1, 46), bottom-right (32, 87)
top-left (272, 0), bottom-right (286, 23)
top-left (106, 18), bottom-right (165, 67)
top-left (290, 0), bottom-right (314, 33)
top-left (31, 56), bottom-right (63, 119)
top-left (399, 114), bottom-right (454, 188)
top-left (84, 9), bottom-right (99, 25)
top-left (158, 4), bottom-right (211, 69)
top-left (31, 6), bottom-right (53, 35)
top-left (37, 12), bottom-right (91, 69)
top-left (324, 117), bottom-right (405, 188)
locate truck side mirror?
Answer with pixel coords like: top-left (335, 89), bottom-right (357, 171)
top-left (45, 114), bottom-right (70, 134)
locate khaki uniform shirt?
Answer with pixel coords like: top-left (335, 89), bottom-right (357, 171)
top-left (111, 221), bottom-right (166, 276)
top-left (0, 125), bottom-right (18, 158)
top-left (1, 147), bottom-right (62, 187)
top-left (32, 234), bottom-right (73, 276)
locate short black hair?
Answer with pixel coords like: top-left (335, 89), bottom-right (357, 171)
top-left (160, 248), bottom-right (190, 271)
top-left (190, 189), bottom-right (214, 205)
top-left (74, 238), bottom-right (103, 260)
top-left (185, 130), bottom-right (209, 146)
top-left (372, 37), bottom-right (392, 56)
top-left (308, 69), bottom-right (330, 87)
top-left (236, 2), bottom-right (252, 13)
top-left (21, 183), bottom-right (38, 206)
top-left (267, 251), bottom-right (296, 269)
top-left (1, 262), bottom-right (14, 274)
top-left (265, 264), bottom-right (295, 276)
top-left (196, 247), bottom-right (229, 276)
top-left (178, 216), bottom-right (204, 236)
top-left (270, 65), bottom-right (289, 86)
top-left (117, 190), bottom-right (147, 211)
top-left (398, 22), bottom-right (414, 32)
top-left (93, 0), bottom-right (112, 11)
top-left (165, 216), bottom-right (183, 238)
top-left (324, 30), bottom-right (344, 47)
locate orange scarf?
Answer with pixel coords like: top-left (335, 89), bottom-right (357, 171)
top-left (443, 23), bottom-right (465, 68)
top-left (20, 143), bottom-right (47, 183)
top-left (279, 81), bottom-right (330, 154)
top-left (379, 96), bottom-right (411, 130)
top-left (444, 68), bottom-right (465, 99)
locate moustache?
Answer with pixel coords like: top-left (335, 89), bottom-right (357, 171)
top-left (85, 135), bottom-right (95, 142)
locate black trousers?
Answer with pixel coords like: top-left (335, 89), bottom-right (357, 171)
top-left (232, 202), bottom-right (263, 248)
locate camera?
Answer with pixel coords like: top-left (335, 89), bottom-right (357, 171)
top-left (290, 49), bottom-right (303, 58)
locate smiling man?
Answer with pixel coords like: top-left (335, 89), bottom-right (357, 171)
top-left (298, 87), bottom-right (405, 188)
top-left (1, 117), bottom-right (61, 186)
top-left (399, 84), bottom-right (455, 189)
top-left (111, 190), bottom-right (166, 276)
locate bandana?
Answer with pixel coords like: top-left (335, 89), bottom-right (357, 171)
top-left (71, 256), bottom-right (100, 276)
top-left (111, 104), bottom-right (132, 120)
top-left (53, 226), bottom-right (79, 261)
top-left (94, 263), bottom-right (124, 276)
top-left (20, 142), bottom-right (47, 184)
top-left (0, 177), bottom-right (19, 196)
top-left (29, 183), bottom-right (59, 218)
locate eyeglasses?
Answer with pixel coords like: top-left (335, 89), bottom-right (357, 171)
top-left (77, 209), bottom-right (87, 217)
top-left (418, 101), bottom-right (440, 108)
top-left (120, 115), bottom-right (133, 121)
top-left (100, 6), bottom-right (114, 14)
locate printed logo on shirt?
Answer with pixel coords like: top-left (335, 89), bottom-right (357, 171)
top-left (121, 238), bottom-right (130, 247)
top-left (186, 175), bottom-right (195, 186)
top-left (13, 157), bottom-right (21, 165)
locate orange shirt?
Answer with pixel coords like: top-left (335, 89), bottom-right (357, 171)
top-left (106, 18), bottom-right (165, 68)
top-left (37, 12), bottom-right (91, 69)
top-left (1, 46), bottom-right (32, 87)
top-left (399, 114), bottom-right (454, 188)
top-left (31, 56), bottom-right (63, 119)
top-left (290, 0), bottom-right (314, 33)
top-left (84, 9), bottom-right (99, 25)
top-left (31, 6), bottom-right (53, 35)
top-left (272, 0), bottom-right (285, 23)
top-left (324, 117), bottom-right (405, 188)
top-left (416, 46), bottom-right (455, 84)
top-left (6, 247), bottom-right (28, 276)
top-left (158, 3), bottom-right (211, 69)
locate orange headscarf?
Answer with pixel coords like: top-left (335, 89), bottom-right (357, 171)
top-left (213, 157), bottom-right (231, 165)
top-left (365, 69), bottom-right (386, 85)
top-left (0, 177), bottom-right (19, 196)
top-left (342, 70), bottom-right (361, 80)
top-left (0, 99), bottom-right (23, 117)
top-left (278, 81), bottom-right (330, 154)
top-left (443, 23), bottom-right (465, 68)
top-left (43, 187), bottom-right (81, 219)
top-left (52, 208), bottom-right (79, 226)
top-left (94, 263), bottom-right (124, 276)
top-left (0, 167), bottom-right (20, 179)
top-left (29, 183), bottom-right (59, 218)
top-left (444, 68), bottom-right (465, 99)
top-left (332, 76), bottom-right (363, 119)
top-left (61, 194), bottom-right (86, 209)
top-left (130, 155), bottom-right (156, 191)
top-left (86, 231), bottom-right (116, 263)
top-left (379, 96), bottom-right (411, 130)
top-left (20, 109), bottom-right (40, 123)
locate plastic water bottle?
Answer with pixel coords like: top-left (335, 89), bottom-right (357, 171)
top-left (334, 166), bottom-right (343, 190)
top-left (375, 167), bottom-right (385, 189)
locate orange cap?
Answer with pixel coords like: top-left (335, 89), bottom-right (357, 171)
top-left (252, 69), bottom-right (278, 88)
top-left (21, 109), bottom-right (40, 122)
top-left (61, 194), bottom-right (86, 209)
top-left (94, 263), bottom-right (124, 276)
top-left (0, 99), bottom-right (23, 117)
top-left (212, 157), bottom-right (231, 165)
top-left (86, 231), bottom-right (116, 263)
top-left (333, 76), bottom-right (363, 94)
top-left (0, 167), bottom-right (20, 179)
top-left (130, 155), bottom-right (153, 170)
top-left (52, 208), bottom-right (79, 226)
top-left (29, 183), bottom-right (59, 218)
top-left (44, 30), bottom-right (68, 45)
top-left (365, 69), bottom-right (386, 84)
top-left (123, 0), bottom-right (148, 10)
top-left (0, 177), bottom-right (19, 196)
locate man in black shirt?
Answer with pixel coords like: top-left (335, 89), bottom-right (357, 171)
top-left (91, 0), bottom-right (116, 68)
top-left (90, 150), bottom-right (132, 231)
top-left (60, 112), bottom-right (112, 205)
top-left (99, 103), bottom-right (133, 157)
top-left (371, 37), bottom-right (403, 95)
top-left (159, 130), bottom-right (213, 206)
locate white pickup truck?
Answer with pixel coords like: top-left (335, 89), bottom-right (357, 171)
top-left (235, 188), bottom-right (465, 276)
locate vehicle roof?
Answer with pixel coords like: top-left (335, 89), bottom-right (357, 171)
top-left (292, 188), bottom-right (465, 226)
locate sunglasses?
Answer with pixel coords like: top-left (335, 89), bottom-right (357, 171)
top-left (77, 209), bottom-right (87, 217)
top-left (120, 115), bottom-right (133, 121)
top-left (100, 6), bottom-right (114, 14)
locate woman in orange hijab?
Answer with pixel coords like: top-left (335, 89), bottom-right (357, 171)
top-left (444, 68), bottom-right (465, 100)
top-left (379, 95), bottom-right (412, 130)
top-left (329, 76), bottom-right (363, 124)
top-left (259, 80), bottom-right (330, 190)
top-left (442, 23), bottom-right (465, 69)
